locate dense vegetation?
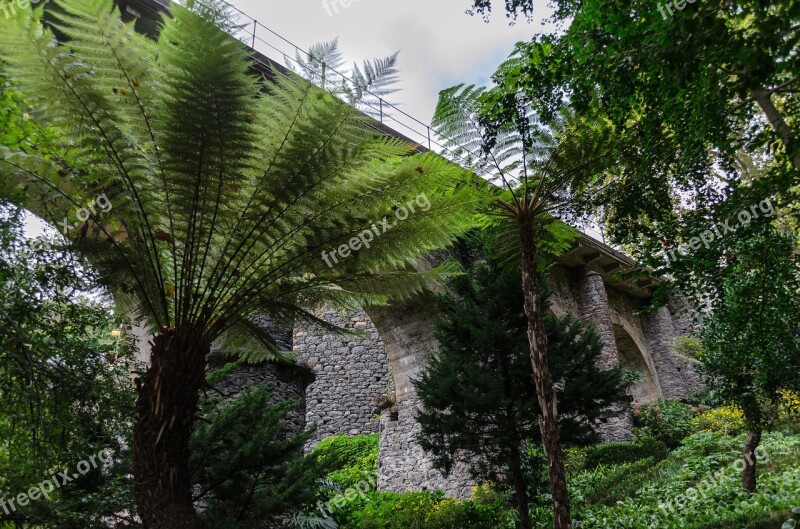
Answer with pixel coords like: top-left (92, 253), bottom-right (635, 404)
top-left (283, 414), bottom-right (800, 529)
top-left (0, 0), bottom-right (798, 527)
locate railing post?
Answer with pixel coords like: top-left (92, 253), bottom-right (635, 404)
top-left (427, 127), bottom-right (431, 150)
top-left (379, 98), bottom-right (383, 123)
top-left (252, 19), bottom-right (257, 48)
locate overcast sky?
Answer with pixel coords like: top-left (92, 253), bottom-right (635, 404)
top-left (228, 0), bottom-right (556, 144)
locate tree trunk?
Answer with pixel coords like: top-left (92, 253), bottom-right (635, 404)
top-left (742, 429), bottom-right (762, 493)
top-left (133, 328), bottom-right (209, 529)
top-left (518, 216), bottom-right (571, 529)
top-left (510, 452), bottom-right (533, 529)
top-left (751, 89), bottom-right (800, 170)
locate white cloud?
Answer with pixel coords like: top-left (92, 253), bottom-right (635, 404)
top-left (230, 0), bottom-right (555, 137)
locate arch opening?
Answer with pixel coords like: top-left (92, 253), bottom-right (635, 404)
top-left (612, 323), bottom-right (661, 403)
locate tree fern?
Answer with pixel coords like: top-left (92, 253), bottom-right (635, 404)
top-left (432, 81), bottom-right (615, 529)
top-left (0, 1), bottom-right (478, 526)
top-left (287, 38), bottom-right (400, 119)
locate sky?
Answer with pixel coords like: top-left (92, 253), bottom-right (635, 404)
top-left (227, 0), bottom-right (557, 146)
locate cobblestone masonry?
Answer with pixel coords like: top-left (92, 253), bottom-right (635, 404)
top-left (288, 261), bottom-right (702, 497)
top-left (293, 308), bottom-right (390, 445)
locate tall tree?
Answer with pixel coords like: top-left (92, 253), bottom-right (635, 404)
top-left (432, 85), bottom-right (614, 529)
top-left (0, 206), bottom-right (138, 528)
top-left (415, 243), bottom-right (630, 529)
top-left (0, 1), bottom-right (477, 527)
top-left (699, 224), bottom-right (800, 492)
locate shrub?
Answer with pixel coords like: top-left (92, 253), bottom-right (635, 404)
top-left (780, 390), bottom-right (800, 421)
top-left (633, 399), bottom-right (697, 448)
top-left (579, 437), bottom-right (669, 471)
top-left (311, 434), bottom-right (379, 475)
top-left (691, 405), bottom-right (745, 435)
top-left (338, 490), bottom-right (515, 529)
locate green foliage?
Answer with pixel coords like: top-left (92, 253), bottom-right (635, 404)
top-left (700, 226), bottom-right (800, 433)
top-left (0, 0), bottom-right (479, 364)
top-left (692, 406), bottom-right (747, 436)
top-left (189, 377), bottom-right (316, 528)
top-left (553, 431), bottom-right (800, 529)
top-left (286, 38), bottom-right (400, 119)
top-left (633, 399), bottom-right (697, 448)
top-left (673, 336), bottom-right (704, 362)
top-left (0, 206), bottom-right (138, 528)
top-left (571, 437), bottom-right (670, 473)
top-left (0, 78), bottom-right (53, 152)
top-left (338, 491), bottom-right (516, 529)
top-left (310, 434), bottom-right (379, 477)
top-left (476, 0), bottom-right (800, 299)
top-left (415, 244), bottom-right (631, 481)
top-left (284, 512), bottom-right (338, 529)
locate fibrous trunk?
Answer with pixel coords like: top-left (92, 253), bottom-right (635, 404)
top-left (742, 429), bottom-right (762, 493)
top-left (518, 216), bottom-right (571, 529)
top-left (133, 328), bottom-right (209, 529)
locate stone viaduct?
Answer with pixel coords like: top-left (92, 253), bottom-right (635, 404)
top-left (289, 234), bottom-right (702, 498)
top-left (118, 0), bottom-right (702, 499)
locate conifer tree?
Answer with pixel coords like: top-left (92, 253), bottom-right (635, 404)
top-left (415, 242), bottom-right (630, 529)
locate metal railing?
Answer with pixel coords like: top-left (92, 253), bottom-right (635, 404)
top-left (161, 0), bottom-right (615, 248)
top-left (214, 0), bottom-right (469, 162)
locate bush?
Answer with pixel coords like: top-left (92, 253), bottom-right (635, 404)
top-left (311, 434), bottom-right (379, 475)
top-left (338, 490), bottom-right (515, 529)
top-left (633, 399), bottom-right (697, 448)
top-left (691, 405), bottom-right (746, 435)
top-left (779, 390), bottom-right (800, 422)
top-left (577, 437), bottom-right (670, 471)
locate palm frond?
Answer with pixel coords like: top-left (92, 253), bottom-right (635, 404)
top-left (0, 0), bottom-right (479, 364)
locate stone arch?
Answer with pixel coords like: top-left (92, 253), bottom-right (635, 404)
top-left (609, 318), bottom-right (663, 403)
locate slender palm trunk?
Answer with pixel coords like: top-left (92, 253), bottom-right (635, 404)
top-left (518, 216), bottom-right (571, 529)
top-left (742, 429), bottom-right (762, 493)
top-left (133, 328), bottom-right (209, 529)
top-left (510, 452), bottom-right (533, 529)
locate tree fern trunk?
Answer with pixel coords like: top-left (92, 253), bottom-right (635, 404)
top-left (518, 216), bottom-right (571, 529)
top-left (133, 329), bottom-right (209, 529)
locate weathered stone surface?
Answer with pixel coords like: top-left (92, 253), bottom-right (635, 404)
top-left (293, 308), bottom-right (390, 446)
top-left (212, 361), bottom-right (314, 437)
top-left (290, 259), bottom-right (703, 497)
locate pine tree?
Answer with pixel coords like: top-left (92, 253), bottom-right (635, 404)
top-left (189, 368), bottom-right (316, 529)
top-left (415, 244), bottom-right (630, 529)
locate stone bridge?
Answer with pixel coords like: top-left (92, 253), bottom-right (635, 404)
top-left (114, 0), bottom-right (702, 498)
top-left (291, 233), bottom-right (702, 498)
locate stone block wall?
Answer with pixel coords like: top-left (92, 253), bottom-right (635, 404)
top-left (294, 308), bottom-right (390, 446)
top-left (212, 361), bottom-right (314, 437)
top-left (275, 258), bottom-right (704, 499)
